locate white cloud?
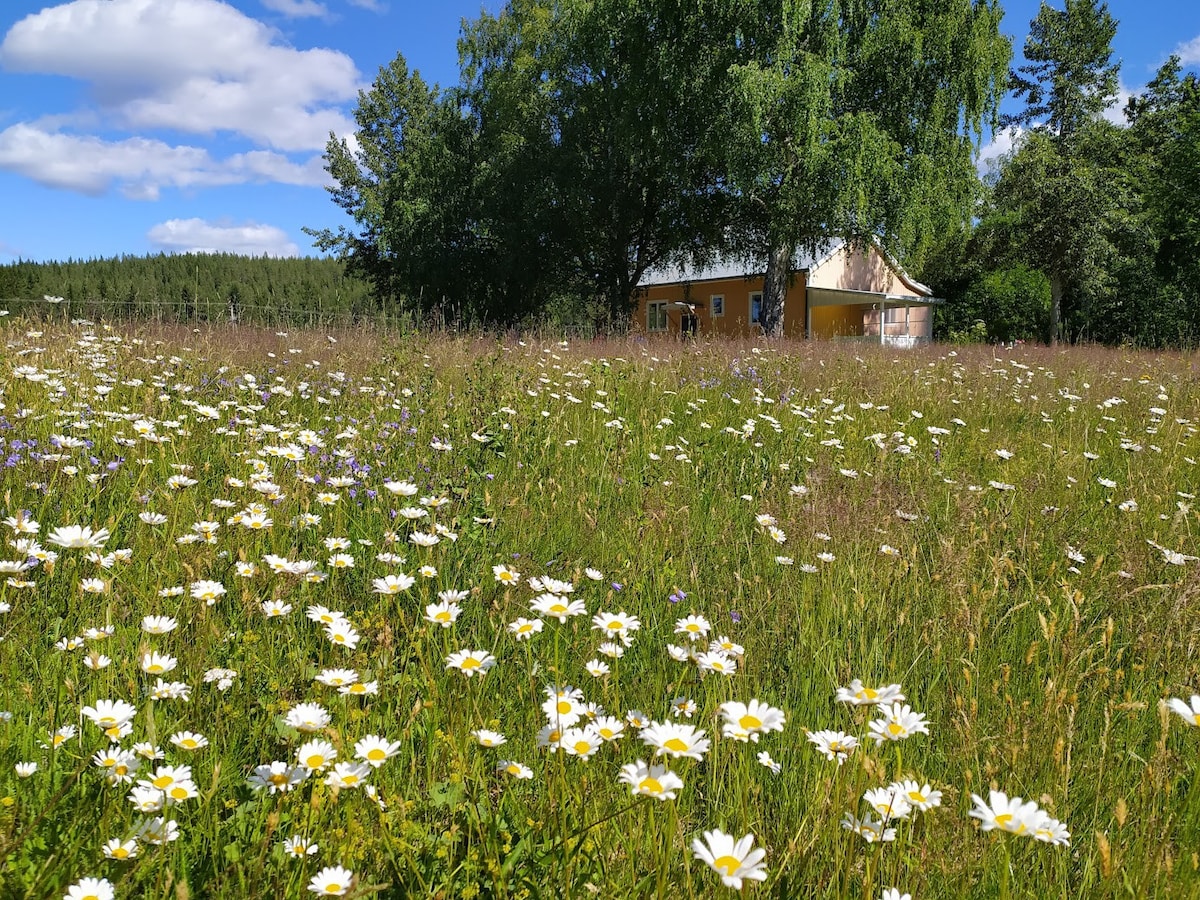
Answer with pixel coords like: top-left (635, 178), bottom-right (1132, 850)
top-left (261, 0), bottom-right (329, 17)
top-left (976, 125), bottom-right (1021, 177)
top-left (147, 218), bottom-right (300, 257)
top-left (346, 0), bottom-right (386, 10)
top-left (1176, 35), bottom-right (1200, 68)
top-left (0, 123), bottom-right (328, 197)
top-left (1101, 80), bottom-right (1136, 127)
top-left (0, 0), bottom-right (360, 151)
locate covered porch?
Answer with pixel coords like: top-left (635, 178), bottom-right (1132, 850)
top-left (806, 286), bottom-right (940, 345)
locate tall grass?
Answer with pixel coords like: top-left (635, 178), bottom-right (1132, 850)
top-left (1, 322), bottom-right (1198, 898)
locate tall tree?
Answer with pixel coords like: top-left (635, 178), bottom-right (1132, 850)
top-left (459, 0), bottom-right (734, 325)
top-left (720, 0), bottom-right (1010, 336)
top-left (1004, 0), bottom-right (1119, 139)
top-left (993, 0), bottom-right (1121, 342)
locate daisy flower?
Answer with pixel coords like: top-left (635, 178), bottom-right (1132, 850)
top-left (372, 574), bottom-right (415, 594)
top-left (889, 779), bottom-right (942, 812)
top-left (691, 829), bottom-right (768, 890)
top-left (968, 790), bottom-right (1049, 838)
top-left (867, 703), bottom-right (930, 743)
top-left (497, 760), bottom-right (534, 779)
top-left (424, 600), bottom-right (462, 628)
top-left (835, 679), bottom-right (904, 707)
top-left (618, 759), bottom-right (683, 800)
top-left (529, 594), bottom-right (586, 622)
top-left (560, 727), bottom-right (602, 760)
top-left (282, 835), bottom-right (319, 858)
top-left (324, 761), bottom-right (371, 790)
top-left (246, 763), bottom-right (304, 792)
top-left (841, 812), bottom-right (896, 843)
top-left (508, 617), bottom-right (544, 640)
top-left (674, 614), bottom-right (711, 641)
top-left (296, 740), bottom-right (338, 772)
top-left (354, 734), bottom-right (402, 767)
top-left (1166, 694), bottom-right (1200, 727)
top-left (169, 731), bottom-right (208, 751)
top-left (472, 729), bottom-right (507, 748)
top-left (285, 702), bottom-right (331, 733)
top-left (47, 525), bottom-right (111, 549)
top-left (102, 838), bottom-right (140, 860)
top-left (641, 722), bottom-right (711, 760)
top-left (445, 649), bottom-right (496, 677)
top-left (64, 877), bottom-right (115, 900)
top-left (718, 699), bottom-right (786, 743)
top-left (492, 564), bottom-right (521, 585)
top-left (308, 865), bottom-right (354, 896)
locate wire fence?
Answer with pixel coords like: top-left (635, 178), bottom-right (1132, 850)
top-left (0, 294), bottom-right (613, 341)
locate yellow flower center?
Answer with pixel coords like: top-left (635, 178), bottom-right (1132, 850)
top-left (153, 776), bottom-right (173, 789)
top-left (435, 612), bottom-right (451, 622)
top-left (112, 848), bottom-right (129, 859)
top-left (887, 722), bottom-right (905, 737)
top-left (506, 765), bottom-right (522, 775)
top-left (324, 885), bottom-right (341, 894)
top-left (995, 813), bottom-right (1012, 827)
top-left (549, 604), bottom-right (567, 614)
top-left (663, 738), bottom-right (689, 753)
top-left (639, 777), bottom-right (663, 795)
top-left (573, 741), bottom-right (591, 755)
top-left (607, 621), bottom-right (623, 629)
top-left (908, 791), bottom-right (925, 803)
top-left (712, 855), bottom-right (742, 876)
top-left (114, 765), bottom-right (127, 776)
top-left (169, 786), bottom-right (188, 799)
top-left (1193, 713), bottom-right (1200, 726)
top-left (343, 774), bottom-right (358, 785)
top-left (599, 728), bottom-right (615, 740)
top-left (147, 664), bottom-right (164, 673)
top-left (557, 701), bottom-right (572, 714)
top-left (268, 773), bottom-right (288, 786)
top-left (307, 755), bottom-right (326, 769)
top-left (460, 658), bottom-right (480, 670)
top-left (368, 749), bottom-right (386, 761)
top-left (180, 740), bottom-right (197, 749)
top-left (739, 715), bottom-right (762, 731)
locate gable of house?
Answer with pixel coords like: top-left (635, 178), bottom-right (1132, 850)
top-left (633, 241), bottom-right (936, 343)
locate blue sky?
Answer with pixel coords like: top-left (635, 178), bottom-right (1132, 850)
top-left (0, 0), bottom-right (1195, 263)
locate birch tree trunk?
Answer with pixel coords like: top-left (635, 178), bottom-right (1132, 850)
top-left (760, 240), bottom-right (792, 337)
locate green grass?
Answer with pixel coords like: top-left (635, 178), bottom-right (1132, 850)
top-left (1, 322), bottom-right (1199, 898)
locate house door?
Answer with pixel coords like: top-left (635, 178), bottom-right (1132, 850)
top-left (680, 314), bottom-right (697, 336)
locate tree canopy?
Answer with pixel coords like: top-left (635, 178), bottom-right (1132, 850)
top-left (309, 0), bottom-right (1011, 333)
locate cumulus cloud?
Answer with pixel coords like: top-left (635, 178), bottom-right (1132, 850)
top-left (261, 0), bottom-right (329, 17)
top-left (0, 0), bottom-right (359, 150)
top-left (1175, 35), bottom-right (1200, 68)
top-left (1101, 80), bottom-right (1136, 127)
top-left (0, 123), bottom-right (328, 198)
top-left (975, 125), bottom-right (1021, 177)
top-left (147, 218), bottom-right (300, 257)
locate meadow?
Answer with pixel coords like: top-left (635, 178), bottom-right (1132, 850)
top-left (1, 320), bottom-right (1198, 899)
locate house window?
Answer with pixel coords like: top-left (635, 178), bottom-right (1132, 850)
top-left (710, 294), bottom-right (725, 317)
top-left (749, 291), bottom-right (763, 324)
top-left (647, 301), bottom-right (668, 332)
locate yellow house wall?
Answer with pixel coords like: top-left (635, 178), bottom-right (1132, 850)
top-left (809, 304), bottom-right (863, 339)
top-left (634, 273), bottom-right (807, 337)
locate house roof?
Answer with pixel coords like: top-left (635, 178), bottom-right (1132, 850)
top-left (638, 238), bottom-right (932, 298)
top-left (638, 241), bottom-right (843, 287)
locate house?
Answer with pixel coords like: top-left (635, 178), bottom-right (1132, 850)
top-left (634, 241), bottom-right (939, 345)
